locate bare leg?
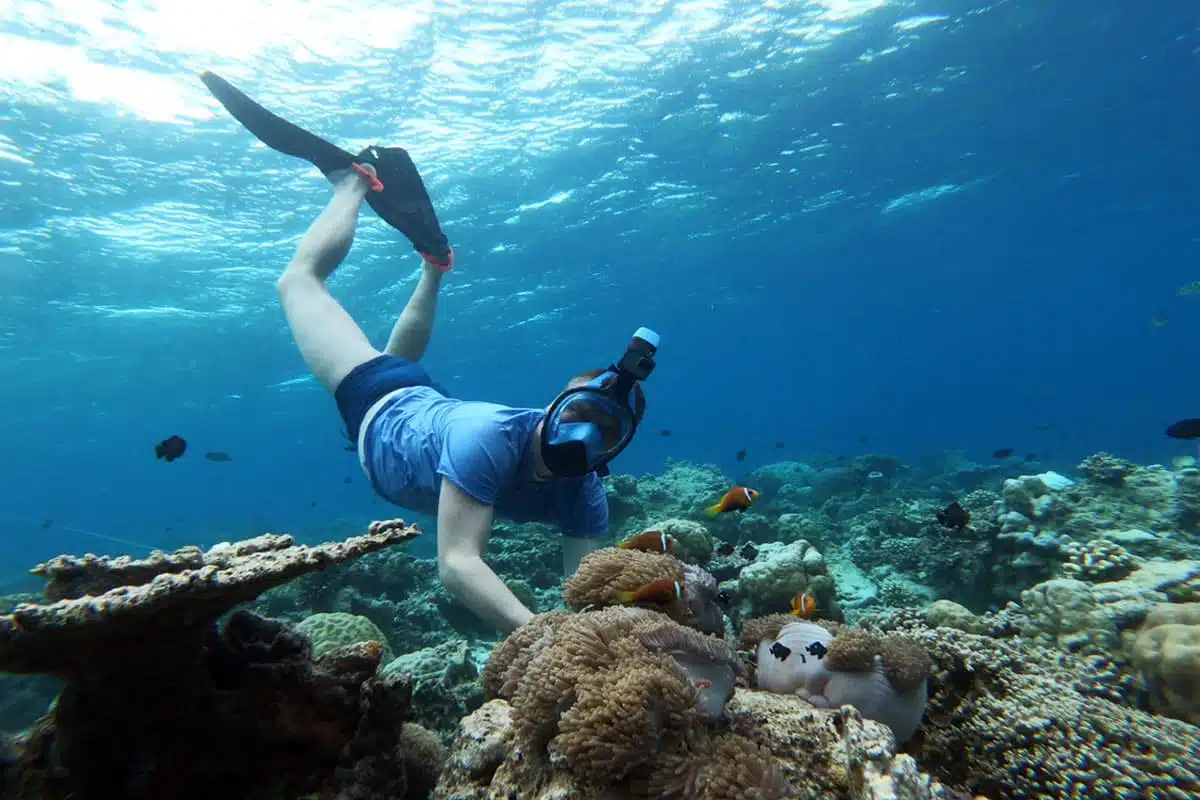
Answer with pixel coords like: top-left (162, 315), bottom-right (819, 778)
top-left (384, 262), bottom-right (444, 361)
top-left (276, 167), bottom-right (382, 393)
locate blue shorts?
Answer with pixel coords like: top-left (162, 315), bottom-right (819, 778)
top-left (334, 354), bottom-right (449, 443)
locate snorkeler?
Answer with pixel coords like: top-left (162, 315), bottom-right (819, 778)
top-left (201, 72), bottom-right (655, 633)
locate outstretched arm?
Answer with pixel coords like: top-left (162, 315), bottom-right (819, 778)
top-left (436, 479), bottom-right (534, 633)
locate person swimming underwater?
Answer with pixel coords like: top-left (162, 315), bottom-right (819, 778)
top-left (201, 71), bottom-right (657, 633)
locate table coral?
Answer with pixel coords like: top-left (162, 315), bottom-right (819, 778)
top-left (0, 520), bottom-right (427, 800)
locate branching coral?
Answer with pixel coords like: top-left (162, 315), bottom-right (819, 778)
top-left (866, 614), bottom-right (1200, 798)
top-left (1077, 452), bottom-right (1137, 487)
top-left (0, 521), bottom-right (425, 800)
top-left (1058, 537), bottom-right (1140, 582)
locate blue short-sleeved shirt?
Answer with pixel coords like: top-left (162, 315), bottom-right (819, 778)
top-left (360, 386), bottom-right (608, 537)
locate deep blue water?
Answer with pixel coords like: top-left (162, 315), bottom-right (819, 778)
top-left (0, 0), bottom-right (1197, 572)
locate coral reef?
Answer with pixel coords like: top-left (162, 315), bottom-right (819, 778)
top-left (1058, 537), bottom-right (1140, 582)
top-left (865, 612), bottom-right (1200, 798)
top-left (1132, 602), bottom-right (1200, 724)
top-left (443, 606), bottom-right (957, 799)
top-left (434, 691), bottom-right (963, 799)
top-left (381, 638), bottom-right (485, 741)
top-left (474, 606), bottom-right (779, 796)
top-left (732, 539), bottom-right (839, 619)
top-left (0, 521), bottom-right (430, 800)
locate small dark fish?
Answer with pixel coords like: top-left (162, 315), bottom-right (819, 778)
top-left (155, 435), bottom-right (187, 462)
top-left (859, 435), bottom-right (868, 444)
top-left (344, 444), bottom-right (357, 452)
top-left (775, 440), bottom-right (785, 449)
top-left (1150, 314), bottom-right (1170, 328)
top-left (739, 542), bottom-right (758, 560)
top-left (1024, 453), bottom-right (1037, 462)
top-left (735, 448), bottom-right (747, 462)
top-left (1166, 419), bottom-right (1200, 440)
top-left (659, 428), bottom-right (672, 437)
top-left (715, 541), bottom-right (735, 556)
top-left (936, 501), bottom-right (970, 530)
top-left (769, 641), bottom-right (791, 661)
top-left (1035, 422), bottom-right (1055, 431)
top-left (993, 448), bottom-right (1014, 459)
top-left (41, 519), bottom-right (52, 529)
top-left (836, 455), bottom-right (847, 461)
top-left (343, 477), bottom-right (352, 484)
top-left (204, 451), bottom-right (232, 462)
top-left (716, 589), bottom-right (733, 606)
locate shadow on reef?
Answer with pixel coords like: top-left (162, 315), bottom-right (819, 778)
top-left (0, 521), bottom-right (447, 800)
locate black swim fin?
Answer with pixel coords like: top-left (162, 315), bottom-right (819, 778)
top-left (199, 71), bottom-right (452, 264)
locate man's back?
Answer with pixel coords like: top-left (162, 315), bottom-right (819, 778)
top-left (360, 386), bottom-right (607, 534)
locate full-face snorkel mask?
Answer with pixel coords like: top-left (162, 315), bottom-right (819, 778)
top-left (540, 327), bottom-right (659, 478)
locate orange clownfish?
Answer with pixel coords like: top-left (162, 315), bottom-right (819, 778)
top-left (618, 530), bottom-right (674, 554)
top-left (615, 578), bottom-right (683, 605)
top-left (704, 486), bottom-right (760, 517)
top-left (790, 591), bottom-right (817, 619)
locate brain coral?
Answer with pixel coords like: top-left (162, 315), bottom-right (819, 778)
top-left (296, 611), bottom-right (395, 662)
top-left (1132, 602), bottom-right (1200, 724)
